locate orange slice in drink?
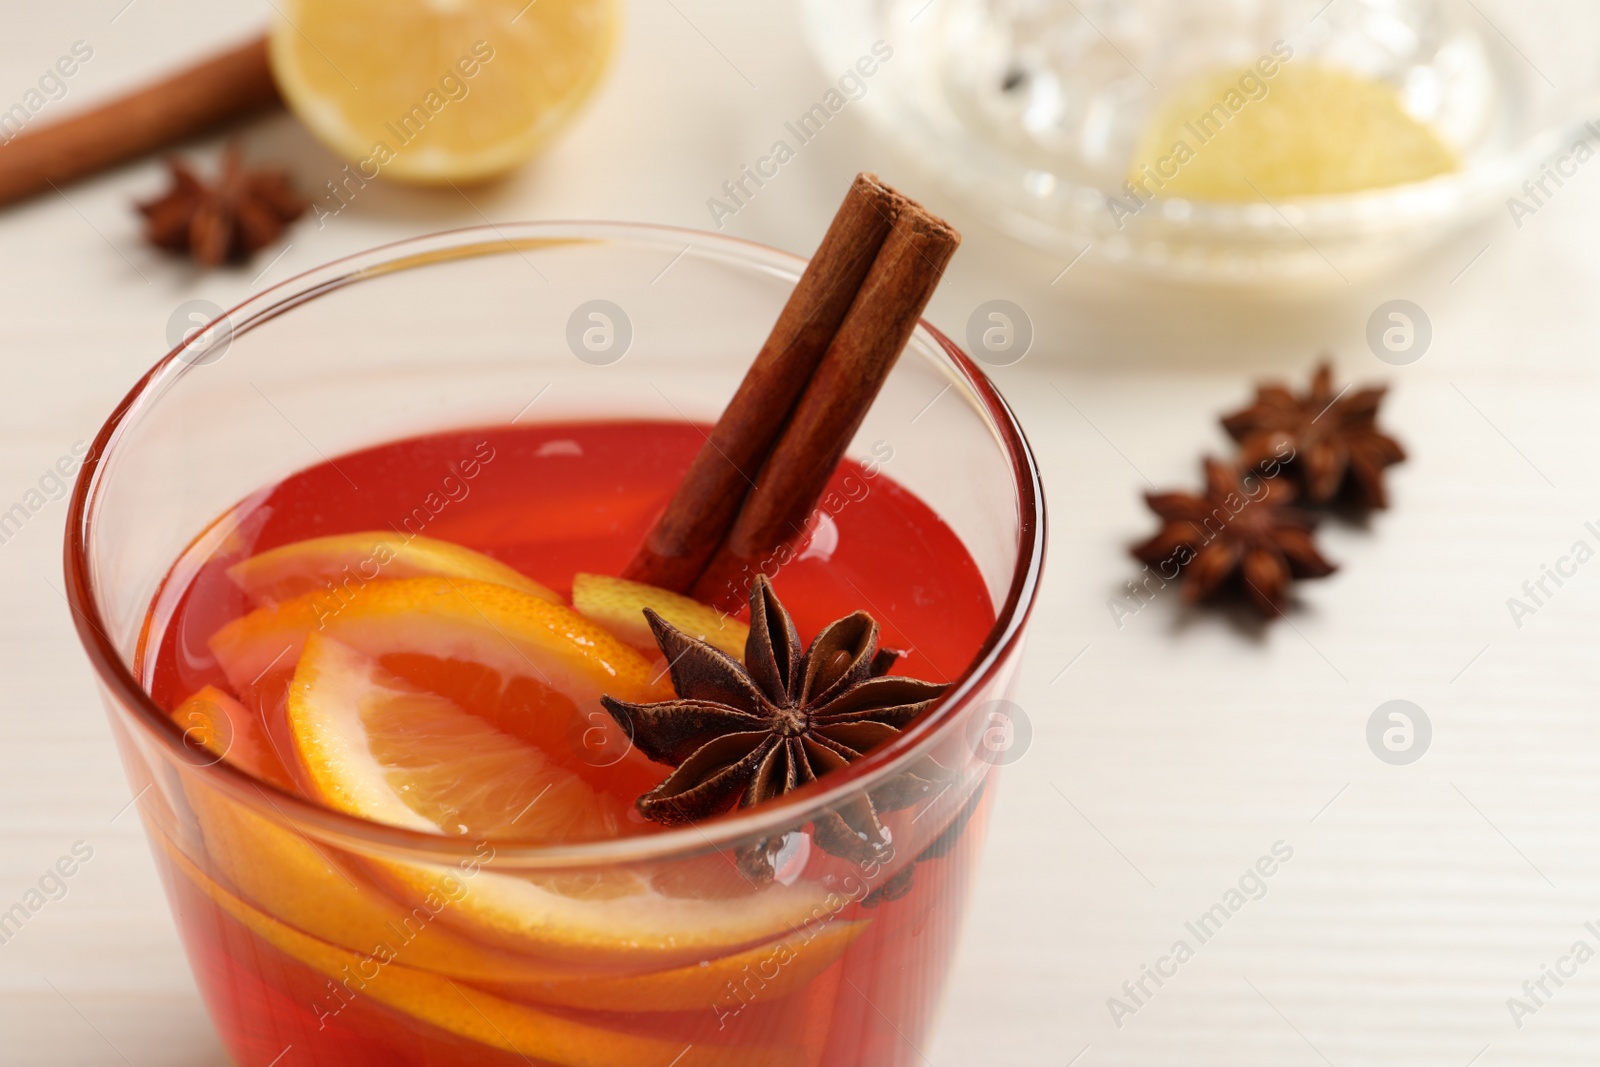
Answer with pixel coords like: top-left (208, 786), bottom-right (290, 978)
top-left (272, 617), bottom-right (838, 969)
top-left (208, 576), bottom-right (665, 790)
top-left (403, 856), bottom-right (841, 970)
top-left (226, 532), bottom-right (557, 605)
top-left (288, 633), bottom-right (628, 841)
top-left (184, 777), bottom-right (864, 1011)
top-left (172, 685), bottom-right (296, 791)
top-left (572, 573), bottom-right (748, 659)
top-left (482, 919), bottom-right (866, 1013)
top-left (210, 576), bottom-right (655, 702)
top-left (184, 782), bottom-right (580, 986)
top-left (170, 689), bottom-right (555, 983)
top-left (160, 838), bottom-right (805, 1067)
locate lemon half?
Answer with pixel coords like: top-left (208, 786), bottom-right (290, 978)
top-left (269, 0), bottom-right (620, 183)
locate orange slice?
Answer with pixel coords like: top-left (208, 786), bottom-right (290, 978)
top-left (389, 847), bottom-right (839, 970)
top-left (572, 573), bottom-right (748, 659)
top-left (226, 532), bottom-right (557, 605)
top-left (210, 576), bottom-right (655, 701)
top-left (484, 920), bottom-right (866, 1013)
top-left (208, 576), bottom-right (664, 790)
top-left (184, 782), bottom-right (574, 986)
top-left (278, 629), bottom-right (840, 968)
top-left (160, 836), bottom-right (805, 1067)
top-left (172, 685), bottom-right (296, 791)
top-left (288, 633), bottom-right (628, 841)
top-left (183, 778), bottom-right (863, 1008)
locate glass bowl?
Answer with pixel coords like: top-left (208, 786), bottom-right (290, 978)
top-left (804, 0), bottom-right (1600, 283)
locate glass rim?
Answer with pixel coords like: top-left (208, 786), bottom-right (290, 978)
top-left (64, 220), bottom-right (1047, 868)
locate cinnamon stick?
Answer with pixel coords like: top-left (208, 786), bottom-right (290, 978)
top-left (691, 199), bottom-right (961, 606)
top-left (621, 173), bottom-right (906, 591)
top-left (0, 34), bottom-right (281, 209)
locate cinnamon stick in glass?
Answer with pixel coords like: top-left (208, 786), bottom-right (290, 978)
top-left (691, 198), bottom-right (960, 607)
top-left (621, 173), bottom-right (906, 592)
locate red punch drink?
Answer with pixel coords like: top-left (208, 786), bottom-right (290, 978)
top-left (138, 421), bottom-right (1000, 1067)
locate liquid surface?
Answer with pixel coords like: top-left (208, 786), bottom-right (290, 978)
top-left (145, 420), bottom-right (996, 810)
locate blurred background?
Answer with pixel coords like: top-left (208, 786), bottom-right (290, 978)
top-left (5, 0), bottom-right (1600, 1063)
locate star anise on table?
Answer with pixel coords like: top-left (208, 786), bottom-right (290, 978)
top-left (1132, 457), bottom-right (1337, 617)
top-left (136, 148), bottom-right (307, 267)
top-left (601, 575), bottom-right (950, 882)
top-left (1221, 361), bottom-right (1407, 509)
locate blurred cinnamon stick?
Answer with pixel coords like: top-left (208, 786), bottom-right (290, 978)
top-left (0, 34), bottom-right (281, 208)
top-left (621, 173), bottom-right (906, 591)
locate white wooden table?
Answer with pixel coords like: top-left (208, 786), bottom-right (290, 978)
top-left (4, 1), bottom-right (1600, 1064)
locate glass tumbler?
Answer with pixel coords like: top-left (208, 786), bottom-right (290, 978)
top-left (64, 223), bottom-right (1045, 1067)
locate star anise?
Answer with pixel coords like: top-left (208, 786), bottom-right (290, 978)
top-left (1221, 361), bottom-right (1407, 509)
top-left (601, 576), bottom-right (950, 880)
top-left (1132, 457), bottom-right (1337, 617)
top-left (137, 148), bottom-right (306, 267)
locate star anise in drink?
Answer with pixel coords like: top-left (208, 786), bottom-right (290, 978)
top-left (601, 576), bottom-right (950, 881)
top-left (1221, 361), bottom-right (1406, 509)
top-left (1132, 457), bottom-right (1336, 617)
top-left (137, 148), bottom-right (306, 267)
